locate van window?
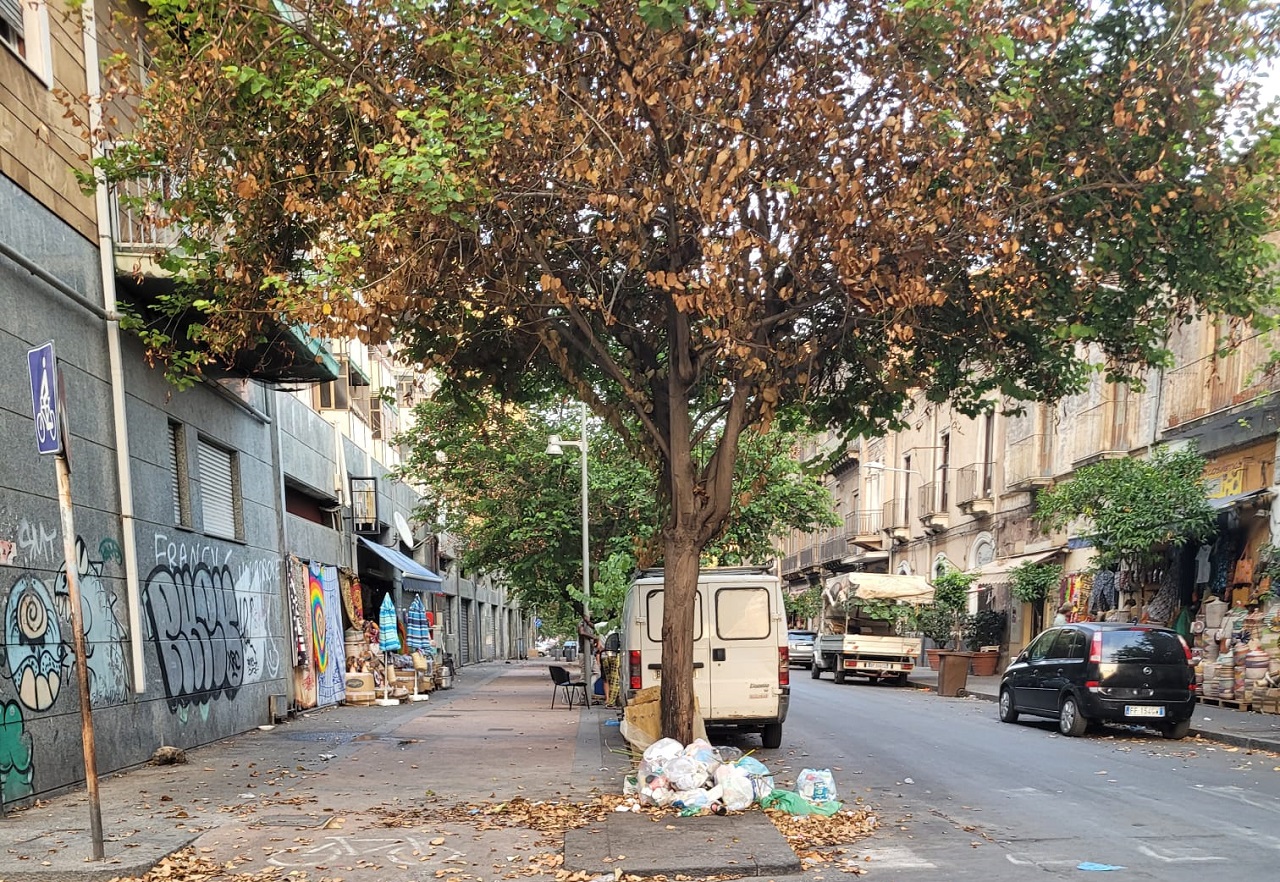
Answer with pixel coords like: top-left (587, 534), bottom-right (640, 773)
top-left (1101, 629), bottom-right (1185, 664)
top-left (715, 587), bottom-right (771, 640)
top-left (645, 589), bottom-right (703, 643)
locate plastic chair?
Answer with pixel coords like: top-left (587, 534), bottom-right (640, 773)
top-left (549, 665), bottom-right (587, 708)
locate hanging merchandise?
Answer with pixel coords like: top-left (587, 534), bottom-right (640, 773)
top-left (377, 594), bottom-right (402, 706)
top-left (286, 556), bottom-right (309, 668)
top-left (340, 569), bottom-right (364, 626)
top-left (1090, 572), bottom-right (1118, 615)
top-left (1145, 564), bottom-right (1178, 626)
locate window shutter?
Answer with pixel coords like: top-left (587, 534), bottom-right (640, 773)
top-left (0, 0), bottom-right (24, 39)
top-left (169, 424), bottom-right (185, 525)
top-left (198, 440), bottom-right (238, 539)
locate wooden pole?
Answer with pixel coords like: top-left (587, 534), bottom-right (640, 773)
top-left (55, 452), bottom-right (104, 860)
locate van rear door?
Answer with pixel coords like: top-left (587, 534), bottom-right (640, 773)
top-left (641, 587), bottom-right (712, 712)
top-left (707, 581), bottom-right (778, 721)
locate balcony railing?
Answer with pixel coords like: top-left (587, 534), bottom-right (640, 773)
top-left (919, 482), bottom-right (943, 517)
top-left (798, 545), bottom-right (816, 570)
top-left (1073, 398), bottom-right (1136, 466)
top-left (1162, 329), bottom-right (1280, 430)
top-left (819, 533), bottom-right (849, 564)
top-left (883, 498), bottom-right (905, 531)
top-left (108, 169), bottom-right (186, 251)
top-left (956, 463), bottom-right (993, 505)
top-left (847, 510), bottom-right (883, 536)
top-left (1005, 434), bottom-right (1053, 488)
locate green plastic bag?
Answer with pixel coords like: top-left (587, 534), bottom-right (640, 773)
top-left (760, 789), bottom-right (842, 816)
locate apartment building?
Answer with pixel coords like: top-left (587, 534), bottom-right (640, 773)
top-left (781, 311), bottom-right (1280, 662)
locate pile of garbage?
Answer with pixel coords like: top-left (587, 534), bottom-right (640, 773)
top-left (623, 737), bottom-right (841, 817)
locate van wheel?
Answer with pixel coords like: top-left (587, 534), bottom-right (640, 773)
top-left (1161, 719), bottom-right (1191, 740)
top-left (833, 667), bottom-right (847, 684)
top-left (1058, 696), bottom-right (1088, 737)
top-left (761, 723), bottom-right (783, 749)
top-left (894, 672), bottom-right (909, 686)
top-left (810, 661), bottom-right (822, 679)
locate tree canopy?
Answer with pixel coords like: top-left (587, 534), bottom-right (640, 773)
top-left (95, 0), bottom-right (1280, 740)
top-left (1034, 445), bottom-right (1217, 571)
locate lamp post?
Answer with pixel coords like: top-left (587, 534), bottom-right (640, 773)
top-left (546, 402), bottom-right (592, 701)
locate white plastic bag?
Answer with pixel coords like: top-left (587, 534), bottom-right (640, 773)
top-left (796, 768), bottom-right (839, 803)
top-left (734, 756), bottom-right (775, 802)
top-left (642, 737), bottom-right (684, 771)
top-left (682, 739), bottom-right (722, 774)
top-left (665, 755), bottom-right (710, 791)
top-left (715, 763), bottom-right (754, 811)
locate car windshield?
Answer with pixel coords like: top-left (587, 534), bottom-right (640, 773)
top-left (789, 631), bottom-right (815, 641)
top-left (1101, 629), bottom-right (1185, 664)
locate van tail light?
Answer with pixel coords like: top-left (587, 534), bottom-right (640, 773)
top-left (629, 650), bottom-right (642, 691)
top-left (1089, 631), bottom-right (1103, 664)
top-left (1177, 635), bottom-right (1193, 663)
top-left (778, 647), bottom-right (790, 686)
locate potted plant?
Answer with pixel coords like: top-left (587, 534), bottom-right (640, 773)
top-left (916, 606), bottom-right (955, 669)
top-left (918, 569), bottom-right (975, 667)
top-left (963, 609), bottom-right (1008, 676)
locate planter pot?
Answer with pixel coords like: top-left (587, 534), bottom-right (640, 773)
top-left (926, 648), bottom-right (943, 670)
top-left (969, 651), bottom-right (1000, 677)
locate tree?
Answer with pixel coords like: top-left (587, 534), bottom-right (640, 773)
top-left (396, 395), bottom-right (836, 625)
top-left (1008, 561), bottom-right (1063, 633)
top-left (1034, 445), bottom-right (1217, 571)
top-left (94, 0), bottom-right (1280, 741)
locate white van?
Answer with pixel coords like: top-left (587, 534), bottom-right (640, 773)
top-left (621, 566), bottom-right (790, 748)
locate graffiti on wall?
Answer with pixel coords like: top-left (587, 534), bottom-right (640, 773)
top-left (0, 699), bottom-right (33, 802)
top-left (142, 534), bottom-right (277, 714)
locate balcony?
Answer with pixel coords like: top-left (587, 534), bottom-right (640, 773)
top-left (1162, 329), bottom-right (1280, 431)
top-left (847, 510), bottom-right (884, 549)
top-left (1072, 398), bottom-right (1135, 468)
top-left (918, 482), bottom-right (948, 534)
top-left (956, 463), bottom-right (994, 517)
top-left (819, 531), bottom-right (849, 566)
top-left (1006, 434), bottom-right (1053, 490)
top-left (883, 498), bottom-right (909, 544)
top-left (108, 164), bottom-right (187, 278)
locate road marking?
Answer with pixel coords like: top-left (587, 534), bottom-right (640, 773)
top-left (267, 835), bottom-right (462, 868)
top-left (1197, 784), bottom-right (1280, 815)
top-left (1136, 844), bottom-right (1228, 863)
top-left (1006, 853), bottom-right (1077, 868)
top-left (855, 846), bottom-right (937, 869)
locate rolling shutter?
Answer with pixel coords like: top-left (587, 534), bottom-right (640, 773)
top-left (198, 439), bottom-right (238, 539)
top-left (0, 0), bottom-right (25, 41)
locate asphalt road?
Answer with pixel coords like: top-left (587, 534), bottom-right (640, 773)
top-left (780, 670), bottom-right (1280, 880)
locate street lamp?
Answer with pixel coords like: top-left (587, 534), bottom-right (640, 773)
top-left (546, 401), bottom-right (592, 701)
top-left (862, 461), bottom-right (922, 475)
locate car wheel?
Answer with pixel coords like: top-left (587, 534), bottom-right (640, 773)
top-left (810, 660), bottom-right (822, 679)
top-left (1058, 696), bottom-right (1088, 737)
top-left (894, 672), bottom-right (909, 686)
top-left (1160, 719), bottom-right (1191, 740)
top-left (833, 666), bottom-right (847, 684)
top-left (998, 688), bottom-right (1019, 723)
top-left (761, 722), bottom-right (783, 749)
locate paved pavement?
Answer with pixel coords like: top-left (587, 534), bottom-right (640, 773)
top-left (2, 658), bottom-right (1278, 881)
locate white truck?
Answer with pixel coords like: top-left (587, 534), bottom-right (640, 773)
top-left (810, 572), bottom-right (934, 685)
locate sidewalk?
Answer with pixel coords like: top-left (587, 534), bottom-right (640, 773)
top-left (907, 667), bottom-right (1280, 751)
top-left (0, 660), bottom-right (795, 882)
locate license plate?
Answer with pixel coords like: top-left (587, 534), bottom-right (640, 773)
top-left (1124, 705), bottom-right (1165, 718)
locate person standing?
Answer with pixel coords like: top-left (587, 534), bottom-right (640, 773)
top-left (1053, 603), bottom-right (1072, 627)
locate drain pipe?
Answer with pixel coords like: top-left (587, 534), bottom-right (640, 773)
top-left (81, 4), bottom-right (146, 693)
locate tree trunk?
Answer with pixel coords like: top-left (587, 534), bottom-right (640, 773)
top-left (659, 535), bottom-right (701, 744)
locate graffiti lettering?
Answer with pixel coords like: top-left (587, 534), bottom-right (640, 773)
top-left (152, 533), bottom-right (230, 569)
top-left (16, 520), bottom-right (58, 565)
top-left (143, 562), bottom-right (247, 711)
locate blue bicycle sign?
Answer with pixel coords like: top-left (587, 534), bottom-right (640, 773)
top-left (27, 342), bottom-right (61, 456)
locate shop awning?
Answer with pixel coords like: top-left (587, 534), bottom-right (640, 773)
top-left (970, 548), bottom-right (1064, 583)
top-left (1209, 489), bottom-right (1269, 511)
top-left (359, 536), bottom-right (443, 593)
top-left (826, 572), bottom-right (935, 604)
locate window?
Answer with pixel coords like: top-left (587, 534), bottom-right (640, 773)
top-left (645, 589), bottom-right (703, 643)
top-left (982, 414), bottom-right (995, 496)
top-left (902, 454), bottom-right (912, 524)
top-left (1, 0), bottom-right (51, 84)
top-left (1050, 628), bottom-right (1087, 660)
top-left (715, 587), bottom-right (771, 640)
top-left (197, 438), bottom-right (242, 540)
top-left (938, 432), bottom-right (951, 510)
top-left (1026, 630), bottom-right (1057, 661)
top-left (168, 421), bottom-right (191, 528)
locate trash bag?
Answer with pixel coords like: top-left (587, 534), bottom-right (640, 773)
top-left (642, 738), bottom-right (684, 770)
top-left (683, 738), bottom-right (722, 772)
top-left (796, 768), bottom-right (839, 803)
top-left (734, 756), bottom-right (775, 803)
top-left (716, 745), bottom-right (744, 763)
top-left (715, 764), bottom-right (755, 811)
top-left (666, 755), bottom-right (710, 792)
top-left (760, 789), bottom-right (842, 816)
top-left (639, 775), bottom-right (675, 807)
top-left (623, 774), bottom-right (639, 796)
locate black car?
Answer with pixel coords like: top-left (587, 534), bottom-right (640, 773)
top-left (998, 622), bottom-right (1196, 739)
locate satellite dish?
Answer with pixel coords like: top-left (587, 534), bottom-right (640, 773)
top-left (394, 512), bottom-right (415, 550)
